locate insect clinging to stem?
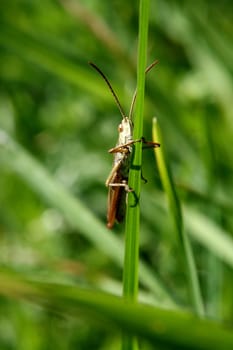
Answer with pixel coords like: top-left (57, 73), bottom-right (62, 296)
top-left (89, 61), bottom-right (160, 229)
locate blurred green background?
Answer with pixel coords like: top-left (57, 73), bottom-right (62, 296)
top-left (0, 0), bottom-right (233, 349)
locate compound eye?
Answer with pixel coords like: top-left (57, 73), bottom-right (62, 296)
top-left (118, 123), bottom-right (123, 132)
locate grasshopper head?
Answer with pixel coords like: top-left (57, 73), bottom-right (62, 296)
top-left (118, 117), bottom-right (133, 144)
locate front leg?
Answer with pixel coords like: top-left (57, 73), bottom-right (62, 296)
top-left (108, 137), bottom-right (160, 154)
top-left (141, 137), bottom-right (160, 148)
top-left (108, 138), bottom-right (142, 154)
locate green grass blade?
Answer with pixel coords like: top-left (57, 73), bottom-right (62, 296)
top-left (123, 0), bottom-right (150, 302)
top-left (123, 0), bottom-right (150, 348)
top-left (0, 269), bottom-right (233, 350)
top-left (152, 118), bottom-right (205, 317)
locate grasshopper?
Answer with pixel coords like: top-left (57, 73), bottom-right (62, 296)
top-left (89, 61), bottom-right (160, 229)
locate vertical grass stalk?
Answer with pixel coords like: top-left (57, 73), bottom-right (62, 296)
top-left (123, 0), bottom-right (150, 303)
top-left (152, 118), bottom-right (205, 318)
top-left (122, 0), bottom-right (150, 349)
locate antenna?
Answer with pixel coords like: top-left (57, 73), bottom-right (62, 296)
top-left (89, 62), bottom-right (126, 119)
top-left (128, 59), bottom-right (159, 120)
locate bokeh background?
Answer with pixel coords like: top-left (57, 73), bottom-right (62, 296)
top-left (0, 0), bottom-right (233, 349)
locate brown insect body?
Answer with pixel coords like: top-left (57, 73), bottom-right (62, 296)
top-left (106, 117), bottom-right (134, 228)
top-left (89, 61), bottom-right (160, 229)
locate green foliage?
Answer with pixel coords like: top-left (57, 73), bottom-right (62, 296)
top-left (0, 269), bottom-right (233, 350)
top-left (0, 0), bottom-right (233, 349)
top-left (153, 118), bottom-right (204, 317)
